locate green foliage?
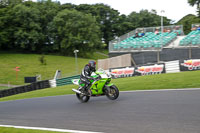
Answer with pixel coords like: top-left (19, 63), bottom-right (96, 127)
top-left (39, 55), bottom-right (47, 65)
top-left (0, 1), bottom-right (174, 54)
top-left (35, 0), bottom-right (60, 52)
top-left (51, 9), bottom-right (101, 56)
top-left (0, 7), bottom-right (10, 48)
top-left (188, 0), bottom-right (200, 17)
top-left (0, 0), bottom-right (23, 7)
top-left (176, 14), bottom-right (200, 34)
top-left (76, 4), bottom-right (121, 46)
top-left (127, 9), bottom-right (171, 29)
top-left (12, 3), bottom-right (42, 51)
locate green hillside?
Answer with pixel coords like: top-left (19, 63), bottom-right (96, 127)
top-left (0, 52), bottom-right (107, 85)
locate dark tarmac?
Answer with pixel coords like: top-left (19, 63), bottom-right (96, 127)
top-left (0, 89), bottom-right (200, 133)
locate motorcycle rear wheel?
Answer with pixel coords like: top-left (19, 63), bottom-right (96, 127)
top-left (76, 93), bottom-right (90, 103)
top-left (106, 85), bottom-right (119, 100)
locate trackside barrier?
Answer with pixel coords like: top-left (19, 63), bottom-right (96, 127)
top-left (165, 60), bottom-right (180, 73)
top-left (49, 79), bottom-right (56, 88)
top-left (110, 63), bottom-right (165, 78)
top-left (0, 80), bottom-right (50, 98)
top-left (180, 59), bottom-right (200, 71)
top-left (110, 59), bottom-right (200, 79)
top-left (56, 75), bottom-right (80, 87)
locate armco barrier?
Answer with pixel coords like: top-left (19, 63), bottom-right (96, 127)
top-left (0, 80), bottom-right (50, 98)
top-left (56, 75), bottom-right (80, 86)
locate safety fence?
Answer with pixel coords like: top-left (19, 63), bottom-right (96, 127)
top-left (0, 80), bottom-right (50, 98)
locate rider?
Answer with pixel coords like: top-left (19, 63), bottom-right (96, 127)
top-left (80, 60), bottom-right (97, 93)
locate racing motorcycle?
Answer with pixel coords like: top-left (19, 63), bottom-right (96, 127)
top-left (72, 69), bottom-right (119, 103)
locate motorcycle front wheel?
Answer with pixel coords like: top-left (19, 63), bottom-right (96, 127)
top-left (76, 93), bottom-right (90, 103)
top-left (106, 85), bottom-right (119, 100)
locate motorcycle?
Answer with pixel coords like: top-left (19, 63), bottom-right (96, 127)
top-left (72, 69), bottom-right (119, 103)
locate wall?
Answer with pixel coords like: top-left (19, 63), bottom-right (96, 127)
top-left (109, 48), bottom-right (200, 66)
top-left (98, 54), bottom-right (131, 70)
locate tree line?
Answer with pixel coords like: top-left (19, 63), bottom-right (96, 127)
top-left (0, 0), bottom-right (198, 56)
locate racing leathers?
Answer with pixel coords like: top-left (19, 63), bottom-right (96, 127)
top-left (80, 64), bottom-right (96, 92)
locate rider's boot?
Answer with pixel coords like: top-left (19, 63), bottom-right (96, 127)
top-left (83, 84), bottom-right (92, 96)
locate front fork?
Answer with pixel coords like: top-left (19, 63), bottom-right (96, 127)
top-left (104, 83), bottom-right (113, 93)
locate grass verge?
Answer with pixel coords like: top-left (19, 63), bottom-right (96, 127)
top-left (0, 52), bottom-right (107, 85)
top-left (0, 86), bottom-right (9, 90)
top-left (0, 127), bottom-right (68, 133)
top-left (0, 70), bottom-right (200, 102)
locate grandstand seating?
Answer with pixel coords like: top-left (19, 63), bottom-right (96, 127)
top-left (179, 30), bottom-right (200, 46)
top-left (114, 31), bottom-right (178, 50)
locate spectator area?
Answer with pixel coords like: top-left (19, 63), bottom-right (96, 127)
top-left (113, 31), bottom-right (178, 50)
top-left (109, 25), bottom-right (183, 52)
top-left (179, 30), bottom-right (200, 46)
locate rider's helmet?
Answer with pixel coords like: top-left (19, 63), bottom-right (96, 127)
top-left (88, 60), bottom-right (96, 71)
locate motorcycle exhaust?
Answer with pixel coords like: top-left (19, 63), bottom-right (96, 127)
top-left (72, 89), bottom-right (82, 94)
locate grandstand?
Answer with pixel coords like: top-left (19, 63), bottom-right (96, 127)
top-left (109, 24), bottom-right (200, 65)
top-left (179, 24), bottom-right (200, 47)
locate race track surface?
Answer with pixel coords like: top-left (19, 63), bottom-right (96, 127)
top-left (1, 89), bottom-right (200, 133)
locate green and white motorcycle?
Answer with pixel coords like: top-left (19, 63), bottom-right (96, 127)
top-left (72, 69), bottom-right (119, 103)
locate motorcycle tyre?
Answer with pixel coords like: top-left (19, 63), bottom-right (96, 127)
top-left (106, 85), bottom-right (119, 100)
top-left (76, 93), bottom-right (90, 103)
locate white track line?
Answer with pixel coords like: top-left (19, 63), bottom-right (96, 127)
top-left (0, 124), bottom-right (104, 133)
top-left (121, 88), bottom-right (200, 93)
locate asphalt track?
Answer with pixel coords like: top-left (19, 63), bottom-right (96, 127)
top-left (0, 89), bottom-right (200, 133)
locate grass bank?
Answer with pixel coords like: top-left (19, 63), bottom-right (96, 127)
top-left (0, 127), bottom-right (68, 133)
top-left (0, 86), bottom-right (9, 90)
top-left (1, 70), bottom-right (200, 102)
top-left (0, 52), bottom-right (107, 85)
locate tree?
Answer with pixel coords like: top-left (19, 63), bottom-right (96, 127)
top-left (61, 3), bottom-right (76, 10)
top-left (127, 9), bottom-right (171, 29)
top-left (51, 9), bottom-right (101, 56)
top-left (0, 0), bottom-right (23, 8)
top-left (35, 0), bottom-right (60, 52)
top-left (0, 7), bottom-right (10, 49)
top-left (112, 14), bottom-right (133, 37)
top-left (177, 14), bottom-right (200, 34)
top-left (76, 3), bottom-right (120, 47)
top-left (188, 0), bottom-right (200, 17)
top-left (12, 3), bottom-right (42, 51)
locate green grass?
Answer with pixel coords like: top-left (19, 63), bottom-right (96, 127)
top-left (114, 70), bottom-right (200, 91)
top-left (0, 52), bottom-right (107, 85)
top-left (0, 127), bottom-right (68, 133)
top-left (1, 70), bottom-right (200, 102)
top-left (0, 86), bottom-right (9, 90)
